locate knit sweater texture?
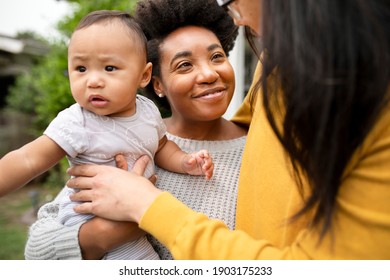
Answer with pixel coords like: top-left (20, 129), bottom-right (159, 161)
top-left (148, 134), bottom-right (246, 259)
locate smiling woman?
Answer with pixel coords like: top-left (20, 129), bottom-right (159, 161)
top-left (152, 26), bottom-right (236, 125)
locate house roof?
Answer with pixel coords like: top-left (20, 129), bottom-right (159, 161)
top-left (0, 34), bottom-right (49, 76)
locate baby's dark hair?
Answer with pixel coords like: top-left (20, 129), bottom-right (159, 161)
top-left (74, 10), bottom-right (148, 59)
top-left (134, 0), bottom-right (238, 115)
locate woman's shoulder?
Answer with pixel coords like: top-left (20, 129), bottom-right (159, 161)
top-left (345, 97), bottom-right (390, 176)
top-left (365, 94), bottom-right (390, 143)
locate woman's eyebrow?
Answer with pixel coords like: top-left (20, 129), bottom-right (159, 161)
top-left (208, 43), bottom-right (223, 52)
top-left (170, 51), bottom-right (192, 67)
top-left (169, 44), bottom-right (223, 66)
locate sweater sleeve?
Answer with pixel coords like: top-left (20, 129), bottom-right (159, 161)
top-left (24, 189), bottom-right (84, 260)
top-left (230, 61), bottom-right (261, 128)
top-left (140, 192), bottom-right (280, 260)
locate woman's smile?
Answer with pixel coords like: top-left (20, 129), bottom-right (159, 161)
top-left (192, 87), bottom-right (227, 102)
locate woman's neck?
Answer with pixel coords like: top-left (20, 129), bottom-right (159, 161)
top-left (164, 117), bottom-right (247, 141)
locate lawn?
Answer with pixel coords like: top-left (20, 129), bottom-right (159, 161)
top-left (0, 184), bottom-right (56, 260)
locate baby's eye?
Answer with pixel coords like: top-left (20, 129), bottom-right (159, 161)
top-left (105, 66), bottom-right (117, 72)
top-left (76, 66), bottom-right (86, 73)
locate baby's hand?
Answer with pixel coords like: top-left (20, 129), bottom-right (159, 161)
top-left (181, 150), bottom-right (214, 180)
top-left (115, 154), bottom-right (129, 171)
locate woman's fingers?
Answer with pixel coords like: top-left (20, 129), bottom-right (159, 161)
top-left (67, 155), bottom-right (150, 180)
top-left (70, 189), bottom-right (92, 202)
top-left (70, 189), bottom-right (94, 214)
top-left (64, 156), bottom-right (156, 222)
top-left (67, 164), bottom-right (99, 178)
top-left (67, 176), bottom-right (93, 190)
top-left (73, 201), bottom-right (93, 214)
top-left (132, 155), bottom-right (150, 176)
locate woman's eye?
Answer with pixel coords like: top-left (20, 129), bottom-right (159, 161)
top-left (105, 66), bottom-right (117, 71)
top-left (211, 53), bottom-right (225, 61)
top-left (177, 62), bottom-right (192, 69)
top-left (76, 66), bottom-right (86, 72)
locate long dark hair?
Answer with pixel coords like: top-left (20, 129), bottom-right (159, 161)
top-left (251, 0), bottom-right (390, 237)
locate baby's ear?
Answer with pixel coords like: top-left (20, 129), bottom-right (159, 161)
top-left (140, 62), bottom-right (153, 88)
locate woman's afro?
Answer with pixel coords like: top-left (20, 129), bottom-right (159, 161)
top-left (134, 0), bottom-right (238, 54)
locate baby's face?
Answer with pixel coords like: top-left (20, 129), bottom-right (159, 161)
top-left (68, 21), bottom-right (150, 117)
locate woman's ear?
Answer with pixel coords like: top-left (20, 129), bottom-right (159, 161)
top-left (139, 62), bottom-right (153, 88)
top-left (153, 76), bottom-right (165, 98)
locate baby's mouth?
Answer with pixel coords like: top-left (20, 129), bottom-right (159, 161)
top-left (89, 95), bottom-right (109, 107)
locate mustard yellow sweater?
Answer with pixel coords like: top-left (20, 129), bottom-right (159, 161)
top-left (140, 63), bottom-right (390, 259)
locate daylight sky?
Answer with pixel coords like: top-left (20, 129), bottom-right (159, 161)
top-left (0, 0), bottom-right (72, 38)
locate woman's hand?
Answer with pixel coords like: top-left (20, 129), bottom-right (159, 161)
top-left (77, 155), bottom-right (157, 259)
top-left (67, 155), bottom-right (162, 223)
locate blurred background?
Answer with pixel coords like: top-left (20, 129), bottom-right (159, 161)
top-left (0, 0), bottom-right (257, 259)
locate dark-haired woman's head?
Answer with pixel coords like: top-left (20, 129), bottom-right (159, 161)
top-left (230, 0), bottom-right (390, 236)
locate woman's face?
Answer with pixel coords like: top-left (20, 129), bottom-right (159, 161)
top-left (228, 0), bottom-right (262, 37)
top-left (154, 25), bottom-right (235, 122)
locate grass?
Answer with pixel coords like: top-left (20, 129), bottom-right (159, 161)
top-left (0, 187), bottom-right (32, 259)
top-left (0, 184), bottom-right (57, 260)
top-left (0, 222), bottom-right (28, 259)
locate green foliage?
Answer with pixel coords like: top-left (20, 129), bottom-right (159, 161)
top-left (58, 0), bottom-right (137, 39)
top-left (34, 43), bottom-right (72, 130)
top-left (8, 43), bottom-right (70, 132)
top-left (6, 0), bottom-right (138, 187)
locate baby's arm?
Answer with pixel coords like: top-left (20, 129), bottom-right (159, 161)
top-left (154, 136), bottom-right (214, 180)
top-left (0, 135), bottom-right (66, 197)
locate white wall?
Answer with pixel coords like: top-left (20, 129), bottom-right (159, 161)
top-left (224, 26), bottom-right (245, 119)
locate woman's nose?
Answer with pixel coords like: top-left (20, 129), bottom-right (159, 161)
top-left (196, 65), bottom-right (219, 84)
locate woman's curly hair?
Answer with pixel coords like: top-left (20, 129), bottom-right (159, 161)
top-left (134, 0), bottom-right (238, 115)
